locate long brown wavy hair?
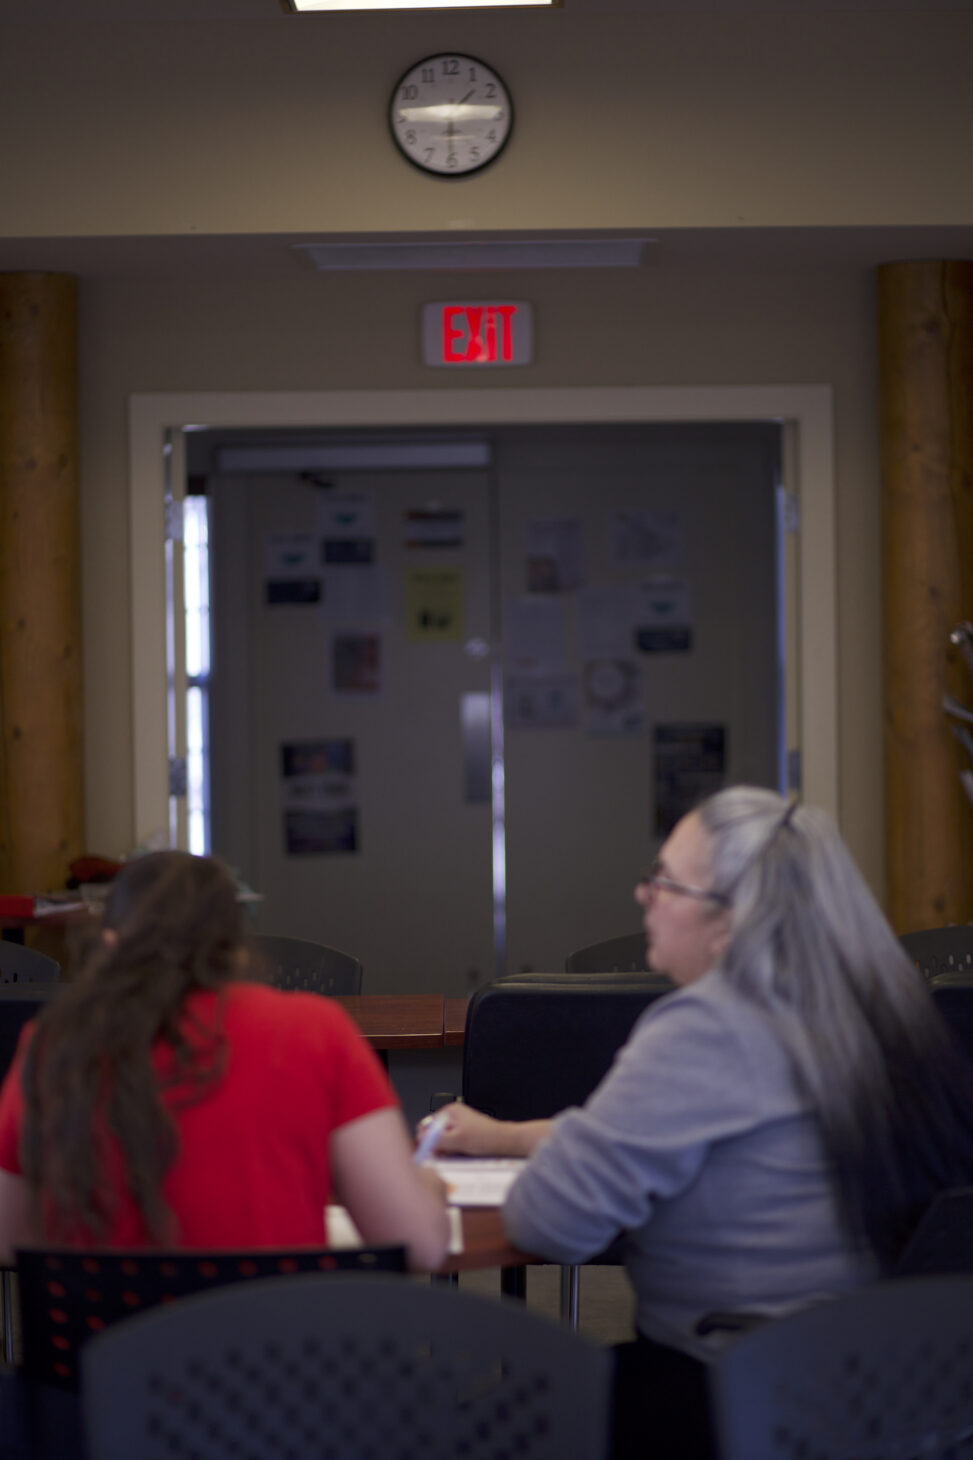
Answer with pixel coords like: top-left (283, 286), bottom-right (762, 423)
top-left (20, 850), bottom-right (247, 1244)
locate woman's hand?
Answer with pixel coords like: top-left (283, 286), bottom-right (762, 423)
top-left (419, 1102), bottom-right (507, 1156)
top-left (417, 1103), bottom-right (553, 1159)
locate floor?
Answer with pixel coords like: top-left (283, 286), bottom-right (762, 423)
top-left (456, 1262), bottom-right (636, 1346)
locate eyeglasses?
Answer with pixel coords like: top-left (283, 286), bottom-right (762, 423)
top-left (639, 859), bottom-right (730, 907)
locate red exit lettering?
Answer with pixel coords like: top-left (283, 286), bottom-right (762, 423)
top-left (442, 304), bottom-right (518, 364)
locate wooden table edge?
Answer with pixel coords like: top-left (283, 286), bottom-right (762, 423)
top-left (334, 994), bottom-right (446, 1051)
top-left (443, 997), bottom-right (469, 1048)
top-left (436, 1207), bottom-right (539, 1274)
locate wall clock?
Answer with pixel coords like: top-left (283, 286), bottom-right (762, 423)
top-left (389, 54), bottom-right (513, 178)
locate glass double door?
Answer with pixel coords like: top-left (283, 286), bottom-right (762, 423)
top-left (201, 423), bottom-right (783, 995)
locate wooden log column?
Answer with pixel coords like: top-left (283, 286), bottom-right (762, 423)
top-left (879, 261), bottom-right (973, 932)
top-left (0, 273), bottom-right (84, 896)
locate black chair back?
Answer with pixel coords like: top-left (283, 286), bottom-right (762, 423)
top-left (929, 974), bottom-right (973, 1070)
top-left (16, 1243), bottom-right (407, 1391)
top-left (0, 988), bottom-right (57, 1084)
top-left (564, 932), bottom-right (648, 973)
top-left (0, 942), bottom-right (60, 985)
top-left (900, 924), bottom-right (973, 980)
top-left (463, 975), bottom-right (674, 1317)
top-left (710, 1275), bottom-right (973, 1460)
top-left (895, 1186), bottom-right (973, 1277)
top-left (506, 968), bottom-right (668, 988)
top-left (251, 933), bottom-right (362, 995)
top-left (463, 977), bottom-right (672, 1119)
top-left (82, 1273), bottom-right (611, 1460)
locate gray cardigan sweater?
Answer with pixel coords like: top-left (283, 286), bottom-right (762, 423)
top-left (502, 970), bottom-right (877, 1359)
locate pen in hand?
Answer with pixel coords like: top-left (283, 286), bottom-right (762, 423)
top-left (413, 1108), bottom-right (452, 1164)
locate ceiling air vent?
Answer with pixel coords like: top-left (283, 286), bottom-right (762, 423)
top-left (294, 237), bottom-right (654, 272)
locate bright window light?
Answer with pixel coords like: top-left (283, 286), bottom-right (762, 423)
top-left (184, 496), bottom-right (212, 855)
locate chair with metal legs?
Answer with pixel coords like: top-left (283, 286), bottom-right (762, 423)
top-left (462, 975), bottom-right (671, 1324)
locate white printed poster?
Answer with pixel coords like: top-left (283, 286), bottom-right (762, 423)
top-left (504, 597), bottom-right (568, 674)
top-left (264, 531), bottom-right (321, 606)
top-left (633, 578), bottom-right (694, 653)
top-left (611, 510), bottom-right (683, 571)
top-left (505, 675), bottom-right (581, 730)
top-left (319, 565), bottom-right (390, 622)
top-left (525, 518), bottom-right (585, 593)
top-left (318, 493), bottom-right (376, 566)
top-left (576, 585), bottom-right (634, 661)
top-left (403, 506), bottom-right (465, 549)
top-left (583, 660), bottom-right (645, 736)
top-left (332, 633), bottom-right (382, 695)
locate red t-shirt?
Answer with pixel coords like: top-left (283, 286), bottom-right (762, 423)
top-left (0, 982), bottom-right (397, 1248)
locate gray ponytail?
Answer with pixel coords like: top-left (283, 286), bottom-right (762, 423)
top-left (697, 786), bottom-right (973, 1263)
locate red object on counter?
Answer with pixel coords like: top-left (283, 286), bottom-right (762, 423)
top-left (0, 896), bottom-right (34, 918)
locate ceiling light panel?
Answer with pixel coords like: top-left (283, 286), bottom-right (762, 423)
top-left (288, 0), bottom-right (557, 10)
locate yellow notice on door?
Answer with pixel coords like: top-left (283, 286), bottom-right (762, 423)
top-left (406, 568), bottom-right (465, 642)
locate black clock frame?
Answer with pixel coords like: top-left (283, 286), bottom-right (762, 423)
top-left (388, 52), bottom-right (515, 180)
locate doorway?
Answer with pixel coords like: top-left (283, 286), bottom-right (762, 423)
top-left (176, 419), bottom-right (783, 993)
top-left (129, 385), bottom-right (836, 991)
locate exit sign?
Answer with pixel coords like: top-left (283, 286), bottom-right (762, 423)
top-left (422, 301), bottom-right (533, 367)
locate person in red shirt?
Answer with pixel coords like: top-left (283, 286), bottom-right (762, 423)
top-left (0, 851), bottom-right (448, 1269)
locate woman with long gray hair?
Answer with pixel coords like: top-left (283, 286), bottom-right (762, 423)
top-left (432, 786), bottom-right (973, 1459)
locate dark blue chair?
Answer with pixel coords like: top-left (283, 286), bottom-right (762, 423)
top-left (710, 1276), bottom-right (973, 1460)
top-left (463, 975), bottom-right (672, 1324)
top-left (252, 933), bottom-right (362, 995)
top-left (82, 1272), bottom-right (611, 1460)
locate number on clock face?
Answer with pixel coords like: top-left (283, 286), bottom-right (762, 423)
top-left (389, 54), bottom-right (513, 178)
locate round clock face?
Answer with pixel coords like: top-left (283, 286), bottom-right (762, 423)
top-left (389, 54), bottom-right (513, 178)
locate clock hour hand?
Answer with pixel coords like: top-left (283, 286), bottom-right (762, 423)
top-left (459, 89), bottom-right (475, 104)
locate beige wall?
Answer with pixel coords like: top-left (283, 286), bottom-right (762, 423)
top-left (6, 3), bottom-right (972, 899)
top-left (80, 257), bottom-right (882, 881)
top-left (2, 11), bottom-right (973, 235)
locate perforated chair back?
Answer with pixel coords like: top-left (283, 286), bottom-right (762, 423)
top-left (463, 977), bottom-right (672, 1119)
top-left (82, 1272), bottom-right (611, 1460)
top-left (564, 933), bottom-right (648, 973)
top-left (710, 1275), bottom-right (973, 1460)
top-left (900, 924), bottom-right (973, 980)
top-left (16, 1243), bottom-right (406, 1391)
top-left (251, 933), bottom-right (362, 995)
top-left (0, 942), bottom-right (60, 985)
